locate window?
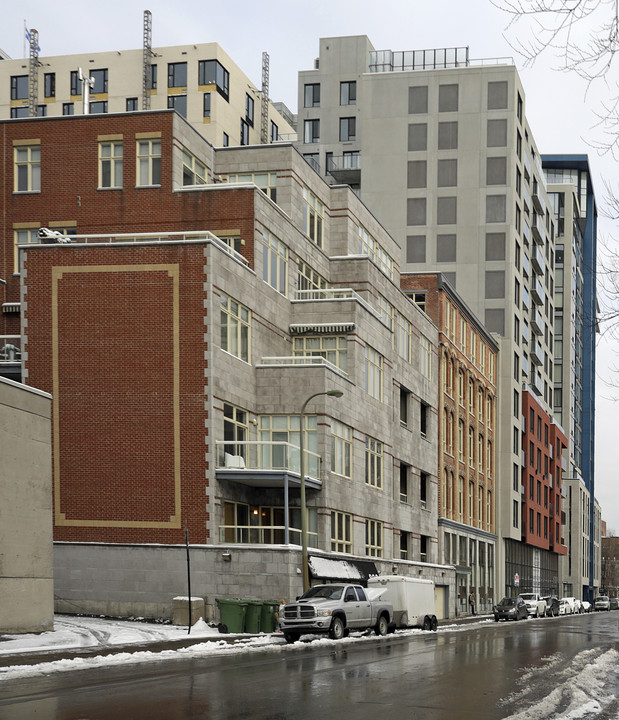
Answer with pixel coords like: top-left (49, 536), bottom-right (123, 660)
top-left (304, 83), bottom-right (320, 108)
top-left (297, 259), bottom-right (327, 292)
top-left (420, 335), bottom-right (432, 379)
top-left (168, 95), bottom-right (187, 118)
top-left (63, 103), bottom-right (74, 115)
top-left (168, 62), bottom-right (187, 88)
top-left (437, 159), bottom-right (457, 187)
top-left (11, 75), bottom-right (28, 100)
top-left (223, 403), bottom-right (248, 461)
top-left (400, 387), bottom-right (410, 427)
top-left (420, 472), bottom-right (428, 509)
top-left (136, 138), bottom-right (161, 186)
top-left (365, 435), bottom-right (383, 489)
top-left (260, 414), bottom-right (317, 477)
top-left (400, 463), bottom-right (410, 502)
top-left (240, 118), bottom-right (250, 145)
top-left (339, 117), bottom-right (356, 141)
top-left (458, 420), bottom-right (464, 461)
top-left (245, 94), bottom-right (254, 126)
top-left (98, 141), bottom-right (123, 189)
top-left (331, 420), bottom-right (352, 478)
top-left (420, 535), bottom-right (428, 563)
top-left (13, 227), bottom-right (40, 273)
top-left (90, 69), bottom-right (108, 94)
top-left (220, 293), bottom-right (250, 362)
top-left (304, 119), bottom-right (320, 143)
top-left (408, 123), bottom-right (427, 151)
top-left (400, 531), bottom-right (410, 560)
top-left (439, 84), bottom-right (458, 112)
top-left (365, 345), bottom-right (383, 401)
top-left (365, 519), bottom-right (383, 558)
top-left (44, 72), bottom-right (55, 98)
top-left (302, 186), bottom-right (324, 247)
top-left (14, 145), bottom-right (40, 192)
top-left (261, 232), bottom-right (288, 294)
top-left (438, 121), bottom-right (458, 149)
top-left (437, 232), bottom-right (456, 260)
top-left (409, 86), bottom-right (428, 114)
top-left (198, 60), bottom-right (229, 100)
top-left (331, 512), bottom-right (352, 553)
top-left (340, 81), bottom-right (356, 105)
top-left (513, 500), bottom-right (519, 529)
top-left (182, 150), bottom-right (207, 186)
top-left (147, 64), bottom-right (157, 90)
top-left (411, 292), bottom-right (426, 312)
top-left (420, 401), bottom-right (429, 438)
top-left (203, 92), bottom-right (211, 118)
top-left (89, 101), bottom-right (108, 114)
top-left (37, 105), bottom-right (47, 117)
top-left (223, 132), bottom-right (229, 147)
top-left (70, 70), bottom-right (80, 96)
top-left (293, 335), bottom-right (347, 373)
top-left (126, 97), bottom-right (138, 111)
top-left (270, 121), bottom-right (278, 142)
top-left (395, 313), bottom-right (412, 361)
top-left (359, 226), bottom-right (393, 278)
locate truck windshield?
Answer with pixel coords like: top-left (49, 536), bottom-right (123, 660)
top-left (301, 586), bottom-right (345, 600)
top-left (520, 594), bottom-right (534, 600)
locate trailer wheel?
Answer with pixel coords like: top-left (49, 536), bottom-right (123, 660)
top-left (422, 615), bottom-right (432, 631)
top-left (329, 616), bottom-right (345, 640)
top-left (375, 614), bottom-right (389, 636)
top-left (431, 616), bottom-right (438, 631)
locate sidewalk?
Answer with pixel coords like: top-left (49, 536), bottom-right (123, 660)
top-left (0, 613), bottom-right (490, 670)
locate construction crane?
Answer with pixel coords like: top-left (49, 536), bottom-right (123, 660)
top-left (261, 51), bottom-right (270, 144)
top-left (142, 10), bottom-right (153, 111)
top-left (28, 28), bottom-right (40, 117)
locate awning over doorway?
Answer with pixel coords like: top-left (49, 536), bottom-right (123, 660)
top-left (308, 555), bottom-right (378, 583)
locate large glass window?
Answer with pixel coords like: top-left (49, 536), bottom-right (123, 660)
top-left (227, 171), bottom-right (277, 202)
top-left (395, 313), bottom-right (412, 361)
top-left (297, 259), bottom-right (327, 292)
top-left (10, 75), bottom-right (28, 100)
top-left (365, 519), bottom-right (383, 558)
top-left (365, 435), bottom-right (383, 489)
top-left (168, 62), bottom-right (187, 88)
top-left (98, 141), bottom-right (123, 189)
top-left (245, 94), bottom-right (254, 126)
top-left (182, 149), bottom-right (207, 186)
top-left (90, 69), bottom-right (108, 94)
top-left (167, 94), bottom-right (187, 118)
top-left (136, 138), bottom-right (161, 186)
top-left (293, 335), bottom-right (347, 372)
top-left (331, 420), bottom-right (352, 478)
top-left (198, 60), bottom-right (229, 100)
top-left (44, 72), bottom-right (55, 98)
top-left (259, 414), bottom-right (317, 476)
top-left (420, 334), bottom-right (432, 379)
top-left (304, 83), bottom-right (320, 108)
top-left (261, 232), bottom-right (288, 294)
top-left (302, 186), bottom-right (324, 247)
top-left (331, 511), bottom-right (352, 552)
top-left (223, 403), bottom-right (248, 461)
top-left (365, 345), bottom-right (383, 401)
top-left (339, 117), bottom-right (356, 141)
top-left (14, 145), bottom-right (40, 192)
top-left (340, 81), bottom-right (356, 105)
top-left (220, 292), bottom-right (250, 362)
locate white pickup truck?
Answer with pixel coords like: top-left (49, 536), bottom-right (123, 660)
top-left (520, 593), bottom-right (547, 618)
top-left (279, 583), bottom-right (394, 643)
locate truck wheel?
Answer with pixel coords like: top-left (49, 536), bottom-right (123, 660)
top-left (329, 616), bottom-right (345, 640)
top-left (284, 632), bottom-right (300, 644)
top-left (431, 616), bottom-right (438, 631)
top-left (422, 615), bottom-right (432, 631)
top-left (375, 614), bottom-right (389, 636)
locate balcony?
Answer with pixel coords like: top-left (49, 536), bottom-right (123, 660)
top-left (531, 276), bottom-right (544, 306)
top-left (532, 372), bottom-right (543, 397)
top-left (531, 307), bottom-right (543, 335)
top-left (523, 219), bottom-right (531, 247)
top-left (532, 179), bottom-right (544, 213)
top-left (218, 522), bottom-right (313, 546)
top-left (522, 183), bottom-right (532, 215)
top-left (532, 245), bottom-right (545, 276)
top-left (531, 340), bottom-right (543, 366)
top-left (215, 440), bottom-right (323, 488)
top-left (532, 213), bottom-right (545, 245)
top-left (522, 252), bottom-right (531, 278)
top-left (327, 153), bottom-right (361, 186)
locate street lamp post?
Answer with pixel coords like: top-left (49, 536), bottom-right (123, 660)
top-left (299, 389), bottom-right (343, 592)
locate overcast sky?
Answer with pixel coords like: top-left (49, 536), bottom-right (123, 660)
top-left (3, 0), bottom-right (618, 532)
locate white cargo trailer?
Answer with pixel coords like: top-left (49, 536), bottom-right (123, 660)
top-left (368, 575), bottom-right (438, 631)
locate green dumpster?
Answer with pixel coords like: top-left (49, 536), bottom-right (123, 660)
top-left (216, 598), bottom-right (247, 633)
top-left (244, 599), bottom-right (263, 633)
top-left (260, 601), bottom-right (279, 633)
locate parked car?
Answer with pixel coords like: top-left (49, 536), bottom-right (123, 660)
top-left (581, 600), bottom-right (593, 613)
top-left (610, 597), bottom-right (619, 610)
top-left (559, 598), bottom-right (575, 615)
top-left (494, 596), bottom-right (528, 622)
top-left (542, 596), bottom-right (560, 617)
top-left (520, 593), bottom-right (547, 618)
top-left (594, 595), bottom-right (611, 611)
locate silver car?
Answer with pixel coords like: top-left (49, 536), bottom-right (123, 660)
top-left (595, 595), bottom-right (611, 611)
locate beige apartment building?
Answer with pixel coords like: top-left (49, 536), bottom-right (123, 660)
top-left (0, 38), bottom-right (295, 148)
top-left (296, 35), bottom-right (564, 597)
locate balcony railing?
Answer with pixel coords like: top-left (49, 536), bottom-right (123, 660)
top-left (327, 154), bottom-right (361, 171)
top-left (294, 287), bottom-right (382, 322)
top-left (218, 524), bottom-right (317, 546)
top-left (215, 440), bottom-right (322, 480)
top-left (0, 336), bottom-right (21, 363)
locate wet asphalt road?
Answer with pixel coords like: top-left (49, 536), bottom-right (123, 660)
top-left (1, 611), bottom-right (618, 720)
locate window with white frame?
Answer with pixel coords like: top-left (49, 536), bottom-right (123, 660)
top-left (340, 81), bottom-right (356, 105)
top-left (297, 259), bottom-right (327, 292)
top-left (293, 335), bottom-right (347, 373)
top-left (136, 138), bottom-right (161, 186)
top-left (304, 83), bottom-right (320, 108)
top-left (478, 486), bottom-right (484, 528)
top-left (14, 145), bottom-right (41, 192)
top-left (302, 186), bottom-right (324, 247)
top-left (261, 232), bottom-right (288, 295)
top-left (365, 435), bottom-right (383, 489)
top-left (220, 292), bottom-right (250, 362)
top-left (223, 403), bottom-right (248, 461)
top-left (331, 419), bottom-right (352, 477)
top-left (376, 294), bottom-right (394, 331)
top-left (395, 312), bottom-right (412, 361)
top-left (358, 225), bottom-right (394, 279)
top-left (182, 150), bottom-right (207, 185)
top-left (13, 227), bottom-right (40, 273)
top-left (331, 511), bottom-right (352, 553)
top-left (420, 334), bottom-right (432, 379)
top-left (458, 420), bottom-right (464, 461)
top-left (365, 519), bottom-right (383, 557)
top-left (226, 171), bottom-right (277, 202)
top-left (304, 118), bottom-right (320, 143)
top-left (339, 116), bottom-right (356, 141)
top-left (98, 141), bottom-right (123, 189)
top-left (365, 345), bottom-right (383, 401)
top-left (468, 426), bottom-right (475, 467)
top-left (259, 414), bottom-right (317, 475)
